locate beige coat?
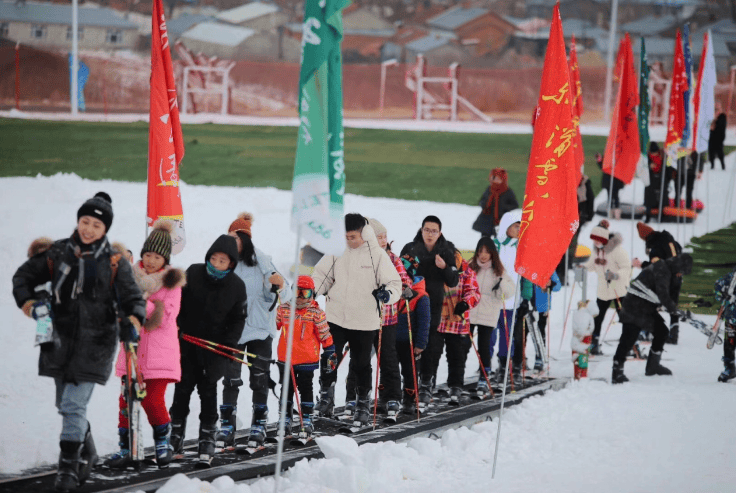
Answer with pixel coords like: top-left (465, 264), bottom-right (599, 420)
top-left (469, 264), bottom-right (515, 327)
top-left (312, 224), bottom-right (401, 332)
top-left (582, 233), bottom-right (631, 301)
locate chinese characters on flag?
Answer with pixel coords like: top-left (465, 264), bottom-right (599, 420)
top-left (664, 30), bottom-right (688, 162)
top-left (568, 35), bottom-right (584, 180)
top-left (602, 33), bottom-right (640, 185)
top-left (147, 0), bottom-right (186, 254)
top-left (515, 4), bottom-right (579, 288)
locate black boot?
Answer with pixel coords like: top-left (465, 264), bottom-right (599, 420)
top-left (298, 402), bottom-right (314, 439)
top-left (78, 424), bottom-right (97, 484)
top-left (215, 404), bottom-right (237, 448)
top-left (104, 428), bottom-right (132, 469)
top-left (248, 404), bottom-right (268, 447)
top-left (401, 389), bottom-right (417, 415)
top-left (152, 422), bottom-right (174, 468)
top-left (418, 376), bottom-right (434, 410)
top-left (718, 357), bottom-right (736, 382)
top-left (197, 421), bottom-right (218, 465)
top-left (666, 321), bottom-right (679, 345)
top-left (590, 337), bottom-right (604, 356)
top-left (512, 363), bottom-right (523, 386)
top-left (279, 401), bottom-right (293, 436)
top-left (612, 360), bottom-right (629, 384)
top-left (54, 441), bottom-right (82, 493)
top-left (645, 350), bottom-right (672, 376)
top-left (170, 417), bottom-right (186, 454)
top-left (352, 388), bottom-right (372, 427)
top-left (314, 381), bottom-right (335, 418)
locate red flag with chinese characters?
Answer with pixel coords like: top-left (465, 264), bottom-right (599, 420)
top-left (147, 0), bottom-right (186, 254)
top-left (569, 35), bottom-right (584, 178)
top-left (665, 30), bottom-right (688, 157)
top-left (602, 33), bottom-right (640, 184)
top-left (515, 4), bottom-right (579, 288)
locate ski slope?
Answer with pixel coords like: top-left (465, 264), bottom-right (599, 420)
top-left (1, 154), bottom-right (735, 491)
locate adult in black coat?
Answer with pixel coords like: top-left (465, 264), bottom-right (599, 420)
top-left (400, 216), bottom-right (459, 402)
top-left (169, 235), bottom-right (247, 454)
top-left (709, 112), bottom-right (726, 170)
top-left (644, 142), bottom-right (664, 222)
top-left (12, 192), bottom-right (146, 492)
top-left (612, 254), bottom-right (692, 383)
top-left (472, 168), bottom-right (519, 237)
top-left (556, 172), bottom-right (595, 282)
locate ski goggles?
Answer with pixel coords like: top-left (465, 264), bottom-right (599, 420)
top-left (296, 288), bottom-right (314, 299)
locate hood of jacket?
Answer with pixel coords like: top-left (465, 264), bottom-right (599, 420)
top-left (496, 209), bottom-right (522, 244)
top-left (602, 232), bottom-right (623, 254)
top-left (666, 253), bottom-right (693, 276)
top-left (205, 235), bottom-right (239, 266)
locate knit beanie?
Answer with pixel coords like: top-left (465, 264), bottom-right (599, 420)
top-left (77, 192), bottom-right (113, 231)
top-left (637, 222), bottom-right (654, 241)
top-left (297, 275), bottom-right (315, 290)
top-left (368, 218), bottom-right (387, 237)
top-left (228, 212), bottom-right (253, 237)
top-left (590, 224), bottom-right (610, 245)
top-left (141, 220), bottom-right (174, 263)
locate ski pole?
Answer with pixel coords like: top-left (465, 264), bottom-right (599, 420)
top-left (290, 365), bottom-right (304, 436)
top-left (559, 278), bottom-right (577, 351)
top-left (405, 299), bottom-right (421, 422)
top-left (183, 336), bottom-right (256, 366)
top-left (372, 328), bottom-right (383, 430)
top-left (182, 334), bottom-right (274, 362)
top-left (521, 316), bottom-right (527, 383)
top-left (602, 290), bottom-right (622, 343)
top-left (547, 287), bottom-right (552, 377)
top-left (469, 332), bottom-right (495, 398)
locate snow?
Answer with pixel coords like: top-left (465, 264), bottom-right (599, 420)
top-left (1, 152), bottom-right (736, 491)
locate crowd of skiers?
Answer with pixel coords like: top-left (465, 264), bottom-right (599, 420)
top-left (11, 172), bottom-right (735, 492)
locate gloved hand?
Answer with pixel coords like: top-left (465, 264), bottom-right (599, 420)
top-left (492, 279), bottom-right (502, 291)
top-left (21, 299), bottom-right (37, 319)
top-left (453, 301), bottom-right (469, 316)
top-left (402, 286), bottom-right (416, 299)
top-left (372, 285), bottom-right (391, 304)
top-left (120, 315), bottom-right (141, 344)
top-left (321, 348), bottom-right (338, 373)
top-left (268, 273), bottom-right (285, 290)
top-left (604, 270), bottom-right (619, 282)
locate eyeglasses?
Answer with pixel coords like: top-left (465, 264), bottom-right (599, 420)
top-left (297, 288), bottom-right (313, 299)
top-left (422, 228), bottom-right (440, 236)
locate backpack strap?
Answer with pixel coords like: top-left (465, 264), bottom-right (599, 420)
top-left (109, 253), bottom-right (122, 287)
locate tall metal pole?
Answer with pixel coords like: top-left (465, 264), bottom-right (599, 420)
top-left (603, 0), bottom-right (620, 123)
top-left (71, 0), bottom-right (79, 116)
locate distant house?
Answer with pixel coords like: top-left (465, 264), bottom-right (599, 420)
top-left (0, 0), bottom-right (138, 50)
top-left (215, 2), bottom-right (289, 33)
top-left (426, 7), bottom-right (516, 57)
top-left (179, 20), bottom-right (300, 61)
top-left (342, 28), bottom-right (395, 63)
top-left (167, 13), bottom-right (216, 40)
top-left (620, 14), bottom-right (679, 37)
top-left (382, 25), bottom-right (429, 62)
top-left (405, 34), bottom-right (468, 66)
top-left (342, 4), bottom-right (393, 31)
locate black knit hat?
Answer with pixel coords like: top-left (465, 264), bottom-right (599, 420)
top-left (141, 220), bottom-right (174, 263)
top-left (77, 192), bottom-right (113, 231)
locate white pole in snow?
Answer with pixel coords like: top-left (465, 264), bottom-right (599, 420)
top-left (631, 178), bottom-right (636, 256)
top-left (492, 275), bottom-right (521, 479)
top-left (71, 0), bottom-right (78, 116)
top-left (273, 226), bottom-right (301, 491)
top-left (603, 0), bottom-right (619, 123)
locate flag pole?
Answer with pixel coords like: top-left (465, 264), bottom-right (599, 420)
top-left (492, 276), bottom-right (521, 479)
top-left (607, 124), bottom-right (618, 218)
top-left (273, 226), bottom-right (301, 491)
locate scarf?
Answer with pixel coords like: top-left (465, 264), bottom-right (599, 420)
top-left (133, 261), bottom-right (169, 299)
top-left (483, 183), bottom-right (509, 225)
top-left (577, 176), bottom-right (588, 203)
top-left (476, 258), bottom-right (492, 270)
top-left (69, 231), bottom-right (107, 299)
top-left (206, 261), bottom-right (231, 280)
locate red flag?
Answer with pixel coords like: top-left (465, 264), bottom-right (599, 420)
top-left (569, 35), bottom-right (584, 178)
top-left (665, 30), bottom-right (688, 154)
top-left (602, 33), bottom-right (640, 184)
top-left (516, 4), bottom-right (579, 288)
top-left (147, 0), bottom-right (186, 253)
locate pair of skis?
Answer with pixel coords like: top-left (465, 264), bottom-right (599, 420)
top-left (678, 310), bottom-right (724, 347)
top-left (122, 341), bottom-right (147, 469)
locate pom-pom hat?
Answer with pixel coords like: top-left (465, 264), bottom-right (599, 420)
top-left (77, 191), bottom-right (113, 231)
top-left (141, 220), bottom-right (174, 263)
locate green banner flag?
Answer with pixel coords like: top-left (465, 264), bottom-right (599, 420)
top-left (291, 0), bottom-right (349, 254)
top-left (639, 37), bottom-right (650, 156)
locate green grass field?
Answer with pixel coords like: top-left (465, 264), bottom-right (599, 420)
top-left (681, 223), bottom-right (736, 315)
top-left (0, 118), bottom-right (610, 205)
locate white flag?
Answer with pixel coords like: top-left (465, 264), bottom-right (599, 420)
top-left (693, 30), bottom-right (716, 153)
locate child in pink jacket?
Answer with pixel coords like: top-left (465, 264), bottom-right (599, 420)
top-left (106, 221), bottom-right (185, 469)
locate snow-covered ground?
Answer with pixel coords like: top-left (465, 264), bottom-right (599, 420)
top-left (1, 153), bottom-right (736, 491)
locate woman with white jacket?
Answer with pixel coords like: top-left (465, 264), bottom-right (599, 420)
top-left (581, 220), bottom-right (632, 355)
top-left (469, 237), bottom-right (514, 394)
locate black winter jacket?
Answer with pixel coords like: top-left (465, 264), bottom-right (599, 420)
top-left (12, 234), bottom-right (146, 385)
top-left (620, 257), bottom-right (684, 328)
top-left (472, 188), bottom-right (519, 237)
top-left (178, 236), bottom-right (247, 378)
top-left (401, 233), bottom-right (459, 328)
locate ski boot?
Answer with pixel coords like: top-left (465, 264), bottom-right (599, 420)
top-left (495, 357), bottom-right (508, 385)
top-left (78, 423), bottom-right (97, 485)
top-left (401, 389), bottom-right (417, 415)
top-left (152, 422), bottom-right (174, 468)
top-left (297, 402), bottom-right (314, 440)
top-left (718, 357), bottom-right (736, 383)
top-left (55, 441), bottom-right (82, 493)
top-left (512, 363), bottom-right (523, 387)
top-left (197, 420), bottom-right (218, 466)
top-left (352, 388), bottom-right (372, 427)
top-left (279, 402), bottom-right (293, 437)
top-left (104, 428), bottom-right (132, 469)
top-left (215, 404), bottom-right (237, 448)
top-left (314, 382), bottom-right (335, 418)
top-left (589, 337), bottom-right (604, 356)
top-left (533, 357), bottom-right (544, 374)
top-left (170, 417), bottom-right (186, 455)
top-left (385, 400), bottom-right (400, 420)
top-left (344, 398), bottom-right (357, 416)
top-left (667, 319), bottom-right (680, 345)
top-left (612, 360), bottom-right (629, 384)
top-left (247, 404), bottom-right (268, 448)
top-left (632, 342), bottom-right (647, 360)
top-left (417, 376), bottom-right (434, 411)
top-left (645, 350), bottom-right (672, 376)
top-left (476, 376), bottom-right (490, 399)
top-left (448, 387), bottom-right (462, 405)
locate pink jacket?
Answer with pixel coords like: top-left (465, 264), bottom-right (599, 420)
top-left (116, 266), bottom-right (184, 382)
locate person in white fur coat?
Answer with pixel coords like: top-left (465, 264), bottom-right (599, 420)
top-left (571, 300), bottom-right (599, 380)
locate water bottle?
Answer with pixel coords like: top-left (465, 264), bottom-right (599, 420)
top-left (33, 282), bottom-right (55, 349)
